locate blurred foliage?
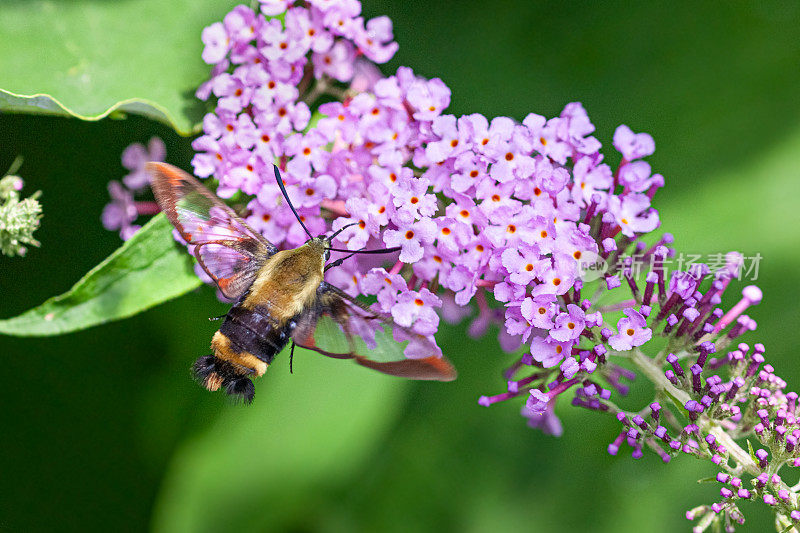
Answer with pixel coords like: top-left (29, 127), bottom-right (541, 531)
top-left (1, 1), bottom-right (799, 532)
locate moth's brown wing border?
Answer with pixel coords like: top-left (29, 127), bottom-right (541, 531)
top-left (147, 162), bottom-right (276, 299)
top-left (147, 162), bottom-right (277, 253)
top-left (293, 283), bottom-right (457, 381)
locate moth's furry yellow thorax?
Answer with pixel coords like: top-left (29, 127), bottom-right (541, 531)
top-left (242, 238), bottom-right (326, 322)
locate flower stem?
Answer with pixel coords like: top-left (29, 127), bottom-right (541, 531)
top-left (629, 348), bottom-right (758, 475)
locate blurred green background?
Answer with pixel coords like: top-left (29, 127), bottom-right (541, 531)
top-left (2, 1), bottom-right (800, 531)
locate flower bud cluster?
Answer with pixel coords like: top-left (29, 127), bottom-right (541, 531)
top-left (0, 164), bottom-right (42, 257)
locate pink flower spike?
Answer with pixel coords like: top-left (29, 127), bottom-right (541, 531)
top-left (713, 285), bottom-right (763, 333)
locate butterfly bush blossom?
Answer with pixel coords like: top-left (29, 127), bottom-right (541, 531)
top-left (102, 2), bottom-right (798, 530)
top-left (102, 137), bottom-right (166, 240)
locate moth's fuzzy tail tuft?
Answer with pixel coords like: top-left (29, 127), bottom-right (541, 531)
top-left (224, 377), bottom-right (256, 404)
top-left (192, 354), bottom-right (255, 403)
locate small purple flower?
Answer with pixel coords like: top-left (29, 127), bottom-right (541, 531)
top-left (201, 22), bottom-right (230, 64)
top-left (313, 40), bottom-right (356, 81)
top-left (527, 389), bottom-right (550, 414)
top-left (529, 335), bottom-right (572, 368)
top-left (405, 77), bottom-right (450, 121)
top-left (501, 245), bottom-right (543, 287)
top-left (121, 137), bottom-right (166, 190)
top-left (549, 304), bottom-right (586, 343)
top-left (608, 308), bottom-right (652, 351)
top-left (520, 295), bottom-right (558, 330)
top-left (391, 288), bottom-right (441, 336)
top-left (383, 218), bottom-right (436, 263)
top-left (101, 181), bottom-right (139, 240)
top-left (613, 125), bottom-right (655, 161)
top-left (354, 16), bottom-right (398, 63)
top-left (607, 193), bottom-right (659, 237)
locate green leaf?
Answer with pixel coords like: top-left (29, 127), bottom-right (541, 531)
top-left (0, 0), bottom-right (239, 135)
top-left (0, 90), bottom-right (198, 135)
top-left (0, 213), bottom-right (201, 336)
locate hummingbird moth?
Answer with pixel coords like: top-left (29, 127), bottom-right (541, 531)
top-left (148, 162), bottom-right (456, 403)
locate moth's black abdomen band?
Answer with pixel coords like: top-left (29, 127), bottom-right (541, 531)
top-left (220, 305), bottom-right (295, 364)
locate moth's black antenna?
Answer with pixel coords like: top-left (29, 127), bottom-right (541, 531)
top-left (326, 221), bottom-right (401, 256)
top-left (328, 246), bottom-right (402, 255)
top-left (273, 165), bottom-right (313, 239)
top-left (327, 222), bottom-right (358, 242)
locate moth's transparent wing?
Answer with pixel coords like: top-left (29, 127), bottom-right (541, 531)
top-left (293, 284), bottom-right (457, 381)
top-left (192, 240), bottom-right (263, 299)
top-left (148, 162), bottom-right (274, 299)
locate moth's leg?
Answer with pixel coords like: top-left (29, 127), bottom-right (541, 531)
top-left (208, 314), bottom-right (226, 321)
top-left (290, 341), bottom-right (295, 374)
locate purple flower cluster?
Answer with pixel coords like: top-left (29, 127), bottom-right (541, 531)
top-left (189, 1), bottom-right (668, 358)
top-left (102, 137), bottom-right (166, 240)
